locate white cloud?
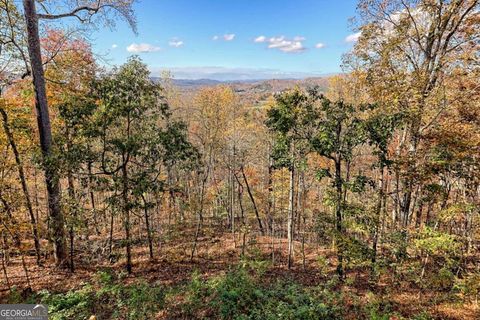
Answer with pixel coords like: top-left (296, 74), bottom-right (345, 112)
top-left (315, 43), bottom-right (325, 49)
top-left (223, 33), bottom-right (235, 41)
top-left (169, 39), bottom-right (184, 48)
top-left (345, 32), bottom-right (361, 43)
top-left (213, 34), bottom-right (236, 41)
top-left (112, 44), bottom-right (118, 49)
top-left (127, 43), bottom-right (161, 53)
top-left (254, 35), bottom-right (306, 53)
top-left (254, 35), bottom-right (266, 43)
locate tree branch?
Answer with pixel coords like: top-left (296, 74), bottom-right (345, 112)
top-left (37, 4), bottom-right (108, 21)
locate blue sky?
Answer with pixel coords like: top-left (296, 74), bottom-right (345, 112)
top-left (90, 0), bottom-right (360, 80)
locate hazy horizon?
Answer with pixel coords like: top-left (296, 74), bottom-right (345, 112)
top-left (151, 67), bottom-right (338, 81)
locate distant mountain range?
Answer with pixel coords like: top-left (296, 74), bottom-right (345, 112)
top-left (153, 77), bottom-right (287, 88)
top-left (172, 78), bottom-right (223, 87)
top-left (152, 77), bottom-right (332, 92)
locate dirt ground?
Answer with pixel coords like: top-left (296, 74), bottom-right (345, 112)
top-left (1, 233), bottom-right (478, 319)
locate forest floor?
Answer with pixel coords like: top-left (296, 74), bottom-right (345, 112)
top-left (0, 230), bottom-right (478, 319)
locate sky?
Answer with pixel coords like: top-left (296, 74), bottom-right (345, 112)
top-left (89, 0), bottom-right (361, 80)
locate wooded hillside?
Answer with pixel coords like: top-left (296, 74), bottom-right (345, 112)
top-left (0, 0), bottom-right (479, 319)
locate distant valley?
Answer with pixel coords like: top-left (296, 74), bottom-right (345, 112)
top-left (153, 76), bottom-right (332, 93)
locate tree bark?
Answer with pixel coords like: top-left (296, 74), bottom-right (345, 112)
top-left (241, 166), bottom-right (264, 235)
top-left (190, 170), bottom-right (208, 261)
top-left (0, 107), bottom-right (41, 265)
top-left (287, 165), bottom-right (294, 269)
top-left (141, 194), bottom-right (154, 260)
top-left (22, 0), bottom-right (66, 265)
top-left (334, 118), bottom-right (344, 279)
top-left (335, 156), bottom-right (344, 279)
top-left (121, 162), bottom-right (132, 274)
top-left (1, 232), bottom-right (10, 289)
top-left (87, 160), bottom-right (100, 235)
top-left (371, 164), bottom-right (385, 278)
top-left (267, 158), bottom-right (274, 232)
top-left (67, 172), bottom-right (75, 273)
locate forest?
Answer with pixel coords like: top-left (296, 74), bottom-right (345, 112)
top-left (0, 0), bottom-right (479, 319)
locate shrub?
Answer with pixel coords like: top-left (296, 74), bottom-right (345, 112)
top-left (454, 271), bottom-right (480, 303)
top-left (211, 267), bottom-right (261, 319)
top-left (179, 264), bottom-right (341, 319)
top-left (429, 267), bottom-right (455, 291)
top-left (40, 285), bottom-right (94, 320)
top-left (248, 282), bottom-right (340, 320)
top-left (38, 271), bottom-right (164, 320)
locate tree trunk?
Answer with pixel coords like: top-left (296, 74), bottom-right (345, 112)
top-left (241, 166), bottom-right (264, 235)
top-left (287, 165), bottom-right (295, 269)
top-left (121, 163), bottom-right (132, 274)
top-left (230, 166), bottom-right (235, 244)
top-left (67, 172), bottom-right (75, 273)
top-left (1, 232), bottom-right (10, 289)
top-left (190, 171), bottom-right (208, 261)
top-left (371, 164), bottom-right (385, 278)
top-left (109, 209), bottom-right (114, 255)
top-left (22, 0), bottom-right (66, 265)
top-left (237, 181), bottom-right (245, 223)
top-left (141, 194), bottom-right (154, 260)
top-left (267, 158), bottom-right (274, 232)
top-left (335, 157), bottom-right (344, 279)
top-left (334, 117), bottom-right (344, 279)
top-left (87, 160), bottom-right (100, 235)
top-left (299, 171), bottom-right (306, 271)
top-left (0, 107), bottom-right (41, 265)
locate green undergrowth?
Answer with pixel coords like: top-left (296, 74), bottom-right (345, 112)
top-left (6, 259), bottom-right (441, 320)
top-left (8, 270), bottom-right (165, 320)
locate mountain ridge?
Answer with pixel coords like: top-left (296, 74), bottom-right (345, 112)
top-left (152, 76), bottom-right (333, 91)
